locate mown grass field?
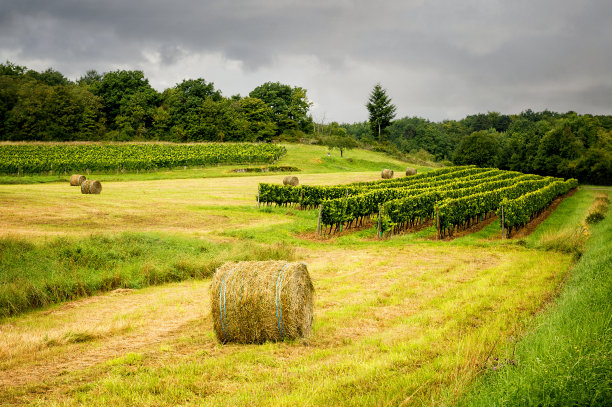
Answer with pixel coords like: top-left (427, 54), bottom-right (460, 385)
top-left (0, 144), bottom-right (608, 406)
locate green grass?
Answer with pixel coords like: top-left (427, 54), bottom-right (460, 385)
top-left (1, 143), bottom-right (608, 406)
top-left (0, 143), bottom-right (432, 184)
top-left (10, 243), bottom-right (572, 407)
top-left (460, 190), bottom-right (612, 406)
top-left (0, 233), bottom-right (295, 319)
top-left (525, 187), bottom-right (595, 246)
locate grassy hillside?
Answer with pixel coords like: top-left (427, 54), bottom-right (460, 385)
top-left (0, 143), bottom-right (431, 184)
top-left (461, 188), bottom-right (611, 406)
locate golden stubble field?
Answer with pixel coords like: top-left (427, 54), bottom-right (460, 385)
top-left (0, 172), bottom-right (379, 237)
top-left (0, 171), bottom-right (574, 406)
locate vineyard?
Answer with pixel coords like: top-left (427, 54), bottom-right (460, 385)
top-left (0, 143), bottom-right (287, 174)
top-left (258, 166), bottom-right (578, 238)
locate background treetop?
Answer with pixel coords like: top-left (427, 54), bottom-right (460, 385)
top-left (366, 83), bottom-right (397, 142)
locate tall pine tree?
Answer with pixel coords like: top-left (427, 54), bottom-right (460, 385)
top-left (366, 83), bottom-right (397, 141)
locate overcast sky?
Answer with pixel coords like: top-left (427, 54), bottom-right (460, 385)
top-left (1, 0), bottom-right (611, 123)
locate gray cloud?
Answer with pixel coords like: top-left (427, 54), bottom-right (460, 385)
top-left (1, 0), bottom-right (611, 122)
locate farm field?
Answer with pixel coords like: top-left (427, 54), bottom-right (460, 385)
top-left (0, 172), bottom-right (383, 237)
top-left (0, 143), bottom-right (609, 406)
top-left (0, 143), bottom-right (417, 184)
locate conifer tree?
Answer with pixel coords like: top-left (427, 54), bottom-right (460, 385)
top-left (366, 83), bottom-right (397, 141)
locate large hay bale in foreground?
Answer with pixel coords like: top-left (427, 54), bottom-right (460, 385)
top-left (81, 180), bottom-right (102, 194)
top-left (283, 175), bottom-right (299, 186)
top-left (211, 261), bottom-right (314, 344)
top-left (381, 169), bottom-right (394, 179)
top-left (70, 174), bottom-right (86, 186)
top-left (406, 167), bottom-right (417, 176)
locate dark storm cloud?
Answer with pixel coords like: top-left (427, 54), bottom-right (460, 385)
top-left (1, 0), bottom-right (611, 121)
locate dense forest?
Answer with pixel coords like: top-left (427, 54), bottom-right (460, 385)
top-left (1, 61), bottom-right (610, 184)
top-left (342, 110), bottom-right (612, 184)
top-left (0, 61), bottom-right (312, 143)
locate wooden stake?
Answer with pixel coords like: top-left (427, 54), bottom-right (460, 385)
top-left (436, 206), bottom-right (441, 240)
top-left (377, 205), bottom-right (381, 239)
top-left (316, 204), bottom-right (322, 236)
top-left (501, 205), bottom-right (505, 240)
top-left (257, 190), bottom-right (260, 209)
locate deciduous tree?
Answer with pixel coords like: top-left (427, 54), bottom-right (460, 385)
top-left (249, 82), bottom-right (312, 134)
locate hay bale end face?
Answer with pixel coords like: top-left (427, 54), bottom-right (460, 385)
top-left (211, 261), bottom-right (314, 344)
top-left (81, 180), bottom-right (102, 194)
top-left (283, 176), bottom-right (299, 186)
top-left (88, 180), bottom-right (102, 194)
top-left (381, 169), bottom-right (394, 179)
top-left (70, 174), bottom-right (86, 186)
top-left (406, 167), bottom-right (417, 176)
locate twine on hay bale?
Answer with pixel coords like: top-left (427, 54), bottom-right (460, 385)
top-left (70, 174), bottom-right (86, 186)
top-left (406, 167), bottom-right (417, 176)
top-left (381, 169), bottom-right (394, 179)
top-left (211, 260), bottom-right (314, 344)
top-left (283, 175), bottom-right (299, 186)
top-left (81, 180), bottom-right (102, 194)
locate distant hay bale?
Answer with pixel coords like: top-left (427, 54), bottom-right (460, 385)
top-left (88, 180), bottom-right (102, 194)
top-left (406, 167), bottom-right (417, 176)
top-left (70, 174), bottom-right (86, 186)
top-left (80, 180), bottom-right (91, 194)
top-left (381, 169), bottom-right (394, 179)
top-left (211, 261), bottom-right (314, 344)
top-left (283, 175), bottom-right (299, 186)
top-left (81, 180), bottom-right (102, 194)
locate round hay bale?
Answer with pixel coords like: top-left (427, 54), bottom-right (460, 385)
top-left (88, 180), bottom-right (102, 194)
top-left (283, 176), bottom-right (299, 186)
top-left (80, 180), bottom-right (92, 194)
top-left (211, 261), bottom-right (314, 344)
top-left (406, 167), bottom-right (417, 176)
top-left (80, 180), bottom-right (102, 194)
top-left (70, 174), bottom-right (86, 186)
top-left (381, 169), bottom-right (394, 179)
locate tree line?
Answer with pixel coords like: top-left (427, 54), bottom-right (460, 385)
top-left (0, 61), bottom-right (313, 143)
top-left (0, 62), bottom-right (609, 184)
top-left (351, 85), bottom-right (611, 185)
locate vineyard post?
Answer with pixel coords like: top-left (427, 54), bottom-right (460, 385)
top-left (257, 190), bottom-right (260, 209)
top-left (341, 190), bottom-right (349, 232)
top-left (501, 205), bottom-right (505, 239)
top-left (377, 205), bottom-right (381, 239)
top-left (299, 189), bottom-right (303, 209)
top-left (436, 206), bottom-right (441, 240)
top-left (316, 204), bottom-right (322, 236)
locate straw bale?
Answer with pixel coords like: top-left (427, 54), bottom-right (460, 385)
top-left (88, 180), bottom-right (102, 194)
top-left (381, 169), bottom-right (394, 179)
top-left (70, 174), bottom-right (86, 186)
top-left (211, 261), bottom-right (314, 344)
top-left (406, 167), bottom-right (417, 176)
top-left (283, 176), bottom-right (299, 186)
top-left (80, 180), bottom-right (102, 194)
top-left (80, 180), bottom-right (92, 194)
